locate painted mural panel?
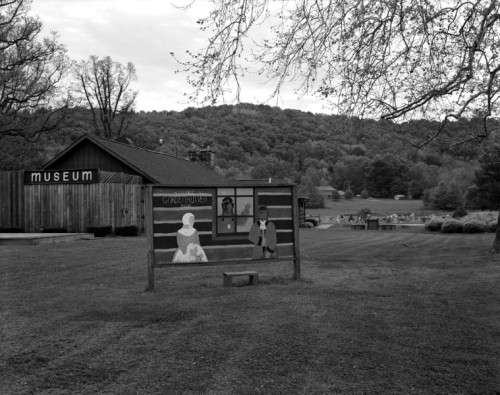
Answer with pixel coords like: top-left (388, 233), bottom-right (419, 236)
top-left (151, 185), bottom-right (296, 264)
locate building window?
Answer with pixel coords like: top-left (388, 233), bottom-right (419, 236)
top-left (216, 187), bottom-right (254, 236)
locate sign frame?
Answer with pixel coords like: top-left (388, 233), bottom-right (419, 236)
top-left (145, 183), bottom-right (301, 291)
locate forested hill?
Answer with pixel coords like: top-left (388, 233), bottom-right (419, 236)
top-left (2, 103), bottom-right (498, 199)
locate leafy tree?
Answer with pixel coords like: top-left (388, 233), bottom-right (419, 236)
top-left (298, 167), bottom-right (324, 208)
top-left (331, 156), bottom-right (371, 194)
top-left (408, 179), bottom-right (425, 200)
top-left (366, 154), bottom-right (409, 198)
top-left (221, 165), bottom-right (245, 180)
top-left (74, 55), bottom-right (137, 140)
top-left (0, 136), bottom-right (46, 170)
top-left (437, 162), bottom-right (478, 197)
top-left (0, 0), bottom-right (70, 142)
top-left (423, 182), bottom-right (464, 211)
top-left (222, 143), bottom-right (245, 161)
top-left (408, 162), bottom-right (440, 198)
top-left (466, 144), bottom-right (500, 211)
top-left (177, 0), bottom-right (500, 251)
top-left (303, 166), bottom-right (322, 187)
top-left (391, 177), bottom-right (409, 197)
top-left (251, 165), bottom-right (270, 179)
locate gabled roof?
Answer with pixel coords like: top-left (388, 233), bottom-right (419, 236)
top-left (42, 134), bottom-right (227, 185)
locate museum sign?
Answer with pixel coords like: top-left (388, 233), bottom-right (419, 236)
top-left (24, 169), bottom-right (99, 184)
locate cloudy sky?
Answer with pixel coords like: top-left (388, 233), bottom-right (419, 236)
top-left (30, 0), bottom-right (326, 113)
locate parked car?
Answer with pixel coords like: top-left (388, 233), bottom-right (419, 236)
top-left (305, 215), bottom-right (320, 226)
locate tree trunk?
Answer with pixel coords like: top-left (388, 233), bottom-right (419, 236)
top-left (492, 210), bottom-right (500, 253)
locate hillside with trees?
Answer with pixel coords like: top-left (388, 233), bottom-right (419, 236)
top-left (3, 103), bottom-right (498, 211)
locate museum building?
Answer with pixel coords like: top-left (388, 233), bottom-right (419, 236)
top-left (21, 133), bottom-right (227, 233)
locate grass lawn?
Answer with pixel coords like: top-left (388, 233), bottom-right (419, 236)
top-left (1, 228), bottom-right (500, 394)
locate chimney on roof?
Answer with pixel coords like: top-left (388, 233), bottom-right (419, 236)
top-left (188, 147), bottom-right (215, 168)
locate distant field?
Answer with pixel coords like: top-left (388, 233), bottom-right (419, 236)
top-left (309, 198), bottom-right (431, 219)
top-left (1, 229), bottom-right (499, 394)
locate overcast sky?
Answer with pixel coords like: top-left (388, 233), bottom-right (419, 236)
top-left (30, 0), bottom-right (327, 114)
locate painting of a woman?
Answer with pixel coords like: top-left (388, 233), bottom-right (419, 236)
top-left (172, 212), bottom-right (208, 263)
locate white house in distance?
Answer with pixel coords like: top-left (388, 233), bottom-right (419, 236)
top-left (316, 186), bottom-right (344, 200)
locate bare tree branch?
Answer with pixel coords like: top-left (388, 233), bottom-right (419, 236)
top-left (74, 55), bottom-right (138, 139)
top-left (176, 0), bottom-right (500, 144)
top-left (0, 0), bottom-right (71, 141)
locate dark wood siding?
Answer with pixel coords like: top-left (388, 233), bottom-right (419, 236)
top-left (47, 140), bottom-right (143, 177)
top-left (1, 170), bottom-right (147, 233)
top-left (23, 183), bottom-right (145, 233)
top-left (0, 171), bottom-right (24, 229)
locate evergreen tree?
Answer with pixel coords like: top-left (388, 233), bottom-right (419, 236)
top-left (466, 145), bottom-right (500, 210)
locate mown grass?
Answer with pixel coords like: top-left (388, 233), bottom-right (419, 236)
top-left (1, 228), bottom-right (500, 394)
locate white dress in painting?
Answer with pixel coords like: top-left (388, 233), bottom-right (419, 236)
top-left (172, 213), bottom-right (208, 263)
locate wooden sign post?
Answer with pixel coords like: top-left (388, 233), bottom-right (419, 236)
top-left (145, 183), bottom-right (301, 291)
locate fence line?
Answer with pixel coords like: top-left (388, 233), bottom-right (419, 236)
top-left (1, 171), bottom-right (145, 232)
top-left (23, 183), bottom-right (145, 233)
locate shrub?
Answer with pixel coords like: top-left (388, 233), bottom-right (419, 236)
top-left (440, 219), bottom-right (463, 233)
top-left (87, 226), bottom-right (112, 237)
top-left (344, 190), bottom-right (354, 200)
top-left (42, 227), bottom-right (67, 233)
top-left (357, 207), bottom-right (371, 221)
top-left (463, 211), bottom-right (497, 223)
top-left (462, 212), bottom-right (497, 232)
top-left (301, 221), bottom-right (314, 228)
top-left (305, 194), bottom-right (324, 208)
top-left (331, 189), bottom-right (341, 201)
top-left (453, 205), bottom-right (468, 219)
top-left (463, 220), bottom-right (488, 234)
top-left (115, 225), bottom-right (139, 236)
top-left (425, 218), bottom-right (444, 232)
top-left (360, 189), bottom-right (370, 199)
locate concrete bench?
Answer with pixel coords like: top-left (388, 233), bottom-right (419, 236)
top-left (351, 224), bottom-right (366, 230)
top-left (223, 271), bottom-right (259, 287)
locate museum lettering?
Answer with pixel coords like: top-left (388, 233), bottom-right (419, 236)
top-left (25, 169), bottom-right (98, 184)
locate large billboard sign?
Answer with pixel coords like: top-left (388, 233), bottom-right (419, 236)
top-left (145, 184), bottom-right (300, 290)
